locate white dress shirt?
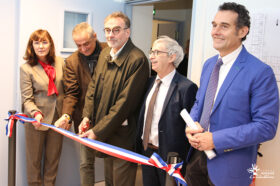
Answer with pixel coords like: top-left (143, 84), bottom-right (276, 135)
top-left (110, 40), bottom-right (127, 60)
top-left (110, 41), bottom-right (129, 126)
top-left (214, 45), bottom-right (243, 102)
top-left (142, 69), bottom-right (176, 147)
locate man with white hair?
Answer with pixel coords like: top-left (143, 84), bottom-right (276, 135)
top-left (136, 36), bottom-right (198, 186)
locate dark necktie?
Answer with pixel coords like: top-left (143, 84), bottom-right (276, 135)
top-left (143, 79), bottom-right (162, 150)
top-left (200, 58), bottom-right (223, 130)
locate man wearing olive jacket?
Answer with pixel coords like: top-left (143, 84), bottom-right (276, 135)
top-left (80, 12), bottom-right (149, 186)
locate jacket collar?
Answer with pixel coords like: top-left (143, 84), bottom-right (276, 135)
top-left (106, 38), bottom-right (134, 67)
top-left (211, 45), bottom-right (248, 114)
top-left (161, 72), bottom-right (180, 117)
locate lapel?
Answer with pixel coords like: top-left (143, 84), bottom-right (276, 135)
top-left (53, 57), bottom-right (63, 86)
top-left (138, 77), bottom-right (156, 134)
top-left (211, 46), bottom-right (248, 114)
top-left (146, 77), bottom-right (157, 98)
top-left (160, 72), bottom-right (179, 117)
top-left (33, 63), bottom-right (49, 84)
top-left (141, 77), bottom-right (156, 115)
top-left (112, 38), bottom-right (134, 67)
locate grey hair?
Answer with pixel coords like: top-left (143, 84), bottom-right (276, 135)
top-left (153, 36), bottom-right (184, 68)
top-left (72, 22), bottom-right (95, 38)
top-left (105, 11), bottom-right (131, 28)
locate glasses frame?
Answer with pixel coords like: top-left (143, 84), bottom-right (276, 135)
top-left (149, 50), bottom-right (169, 56)
top-left (103, 26), bottom-right (128, 35)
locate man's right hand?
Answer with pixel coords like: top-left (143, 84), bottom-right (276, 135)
top-left (185, 122), bottom-right (204, 149)
top-left (54, 114), bottom-right (71, 130)
top-left (79, 117), bottom-right (90, 134)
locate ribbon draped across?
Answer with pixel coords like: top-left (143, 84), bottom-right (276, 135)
top-left (5, 113), bottom-right (187, 186)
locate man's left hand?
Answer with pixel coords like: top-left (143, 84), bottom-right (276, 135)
top-left (79, 129), bottom-right (97, 140)
top-left (54, 114), bottom-right (71, 130)
top-left (195, 132), bottom-right (215, 151)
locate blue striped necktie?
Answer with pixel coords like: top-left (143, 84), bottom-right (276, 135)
top-left (200, 58), bottom-right (223, 130)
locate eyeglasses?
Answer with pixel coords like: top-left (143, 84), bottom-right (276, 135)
top-left (149, 50), bottom-right (169, 56)
top-left (33, 41), bottom-right (49, 47)
top-left (103, 26), bottom-right (128, 35)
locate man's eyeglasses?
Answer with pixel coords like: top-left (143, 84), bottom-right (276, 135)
top-left (149, 50), bottom-right (169, 56)
top-left (103, 26), bottom-right (128, 35)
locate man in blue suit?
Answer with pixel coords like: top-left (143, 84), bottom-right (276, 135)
top-left (136, 36), bottom-right (197, 186)
top-left (185, 2), bottom-right (279, 186)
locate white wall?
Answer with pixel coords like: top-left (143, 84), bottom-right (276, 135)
top-left (17, 0), bottom-right (125, 60)
top-left (0, 0), bottom-right (19, 185)
top-left (189, 0), bottom-right (280, 185)
top-left (131, 5), bottom-right (153, 57)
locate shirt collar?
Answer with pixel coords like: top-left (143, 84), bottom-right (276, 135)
top-left (219, 44), bottom-right (242, 65)
top-left (110, 40), bottom-right (128, 60)
top-left (156, 69), bottom-right (176, 87)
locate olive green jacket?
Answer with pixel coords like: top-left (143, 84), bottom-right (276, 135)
top-left (83, 38), bottom-right (149, 154)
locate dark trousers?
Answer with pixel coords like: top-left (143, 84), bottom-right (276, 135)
top-left (185, 149), bottom-right (215, 186)
top-left (141, 146), bottom-right (166, 186)
top-left (104, 156), bottom-right (137, 186)
top-left (80, 144), bottom-right (95, 186)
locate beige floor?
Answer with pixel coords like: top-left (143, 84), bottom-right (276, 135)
top-left (95, 165), bottom-right (143, 186)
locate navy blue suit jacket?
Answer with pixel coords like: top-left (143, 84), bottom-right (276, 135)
top-left (190, 46), bottom-right (279, 186)
top-left (137, 72), bottom-right (198, 163)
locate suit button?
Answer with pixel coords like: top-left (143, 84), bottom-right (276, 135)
top-left (224, 148), bottom-right (233, 152)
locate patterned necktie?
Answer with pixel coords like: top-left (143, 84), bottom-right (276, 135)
top-left (200, 58), bottom-right (223, 130)
top-left (143, 79), bottom-right (162, 150)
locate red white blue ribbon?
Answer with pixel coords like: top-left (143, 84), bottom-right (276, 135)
top-left (6, 116), bottom-right (14, 137)
top-left (149, 153), bottom-right (187, 186)
top-left (5, 112), bottom-right (28, 137)
top-left (5, 113), bottom-right (187, 185)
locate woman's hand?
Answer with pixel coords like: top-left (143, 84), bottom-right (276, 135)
top-left (33, 112), bottom-right (43, 129)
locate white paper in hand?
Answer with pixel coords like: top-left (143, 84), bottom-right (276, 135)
top-left (180, 109), bottom-right (216, 160)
